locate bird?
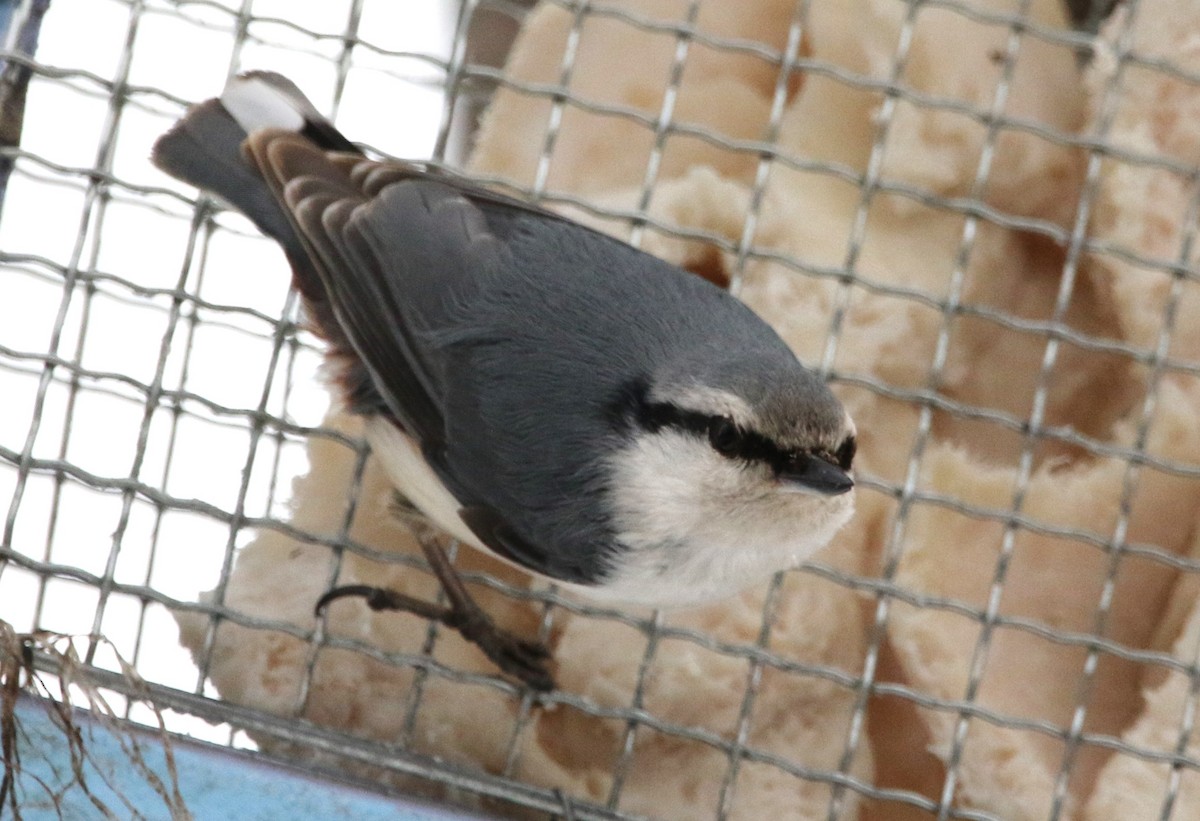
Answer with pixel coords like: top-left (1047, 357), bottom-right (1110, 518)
top-left (152, 71), bottom-right (857, 692)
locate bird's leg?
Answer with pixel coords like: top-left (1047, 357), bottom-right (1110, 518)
top-left (314, 495), bottom-right (554, 692)
top-left (412, 524), bottom-right (555, 690)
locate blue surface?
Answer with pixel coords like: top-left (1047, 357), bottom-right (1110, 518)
top-left (0, 0), bottom-right (52, 220)
top-left (0, 1), bottom-right (14, 39)
top-left (0, 0), bottom-right (51, 60)
top-left (12, 696), bottom-right (489, 820)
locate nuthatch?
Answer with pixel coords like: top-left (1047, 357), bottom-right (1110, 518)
top-left (153, 72), bottom-right (856, 691)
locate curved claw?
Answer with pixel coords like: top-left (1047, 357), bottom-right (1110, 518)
top-left (491, 638), bottom-right (555, 692)
top-left (313, 583), bottom-right (556, 691)
top-left (313, 584), bottom-right (381, 615)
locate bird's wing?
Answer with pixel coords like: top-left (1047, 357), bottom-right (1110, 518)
top-left (241, 129), bottom-right (504, 450)
top-left (242, 132), bottom-right (626, 584)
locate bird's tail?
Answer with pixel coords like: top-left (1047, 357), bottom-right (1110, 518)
top-left (151, 71), bottom-right (358, 273)
top-left (153, 72), bottom-right (385, 412)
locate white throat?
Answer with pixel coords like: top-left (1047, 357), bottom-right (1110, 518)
top-left (598, 428), bottom-right (855, 608)
top-left (365, 418), bottom-right (853, 611)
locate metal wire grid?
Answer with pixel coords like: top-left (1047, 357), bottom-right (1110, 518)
top-left (1, 0), bottom-right (1199, 818)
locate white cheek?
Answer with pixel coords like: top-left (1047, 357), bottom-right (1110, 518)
top-left (599, 431), bottom-right (855, 608)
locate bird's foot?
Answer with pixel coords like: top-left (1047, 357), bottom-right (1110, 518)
top-left (447, 601), bottom-right (554, 692)
top-left (315, 584), bottom-right (554, 692)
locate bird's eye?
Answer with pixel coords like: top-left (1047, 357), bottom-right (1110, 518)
top-left (835, 435), bottom-right (857, 471)
top-left (707, 417), bottom-right (742, 458)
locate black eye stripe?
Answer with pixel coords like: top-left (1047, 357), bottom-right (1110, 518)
top-left (834, 436), bottom-right (856, 471)
top-left (640, 400), bottom-right (802, 470)
top-left (707, 417), bottom-right (742, 457)
top-left (608, 378), bottom-right (854, 473)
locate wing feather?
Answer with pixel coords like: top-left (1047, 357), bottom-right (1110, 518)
top-left (159, 89), bottom-right (631, 584)
top-left (244, 131), bottom-right (450, 443)
top-left (240, 132), bottom-right (628, 582)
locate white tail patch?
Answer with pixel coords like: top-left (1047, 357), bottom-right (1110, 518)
top-left (220, 74), bottom-right (306, 134)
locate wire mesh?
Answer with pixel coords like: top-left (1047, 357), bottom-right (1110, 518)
top-left (3, 0), bottom-right (1200, 819)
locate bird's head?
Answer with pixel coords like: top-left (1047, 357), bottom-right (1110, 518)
top-left (598, 346), bottom-right (857, 607)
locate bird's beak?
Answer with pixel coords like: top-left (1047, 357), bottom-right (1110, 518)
top-left (778, 457), bottom-right (854, 496)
